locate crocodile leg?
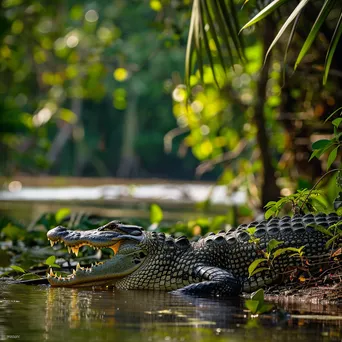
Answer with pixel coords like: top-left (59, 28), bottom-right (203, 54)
top-left (173, 266), bottom-right (241, 297)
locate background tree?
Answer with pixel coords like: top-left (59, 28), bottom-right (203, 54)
top-left (167, 0), bottom-right (341, 208)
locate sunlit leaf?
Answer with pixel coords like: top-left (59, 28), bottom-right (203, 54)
top-left (55, 208), bottom-right (71, 224)
top-left (267, 239), bottom-right (283, 254)
top-left (45, 256), bottom-right (56, 266)
top-left (248, 259), bottom-right (267, 277)
top-left (150, 204), bottom-right (163, 224)
top-left (240, 0), bottom-right (288, 31)
top-left (264, 0), bottom-right (311, 62)
top-left (272, 246), bottom-right (304, 259)
top-left (10, 265), bottom-right (25, 273)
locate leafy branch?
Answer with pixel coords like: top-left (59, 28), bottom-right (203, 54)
top-left (247, 236), bottom-right (305, 277)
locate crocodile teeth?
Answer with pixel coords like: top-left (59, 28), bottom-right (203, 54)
top-left (49, 268), bottom-right (54, 276)
top-left (67, 246), bottom-right (71, 253)
top-left (76, 263), bottom-right (81, 270)
top-left (71, 247), bottom-right (79, 256)
top-left (73, 269), bottom-right (76, 275)
top-left (50, 240), bottom-right (54, 247)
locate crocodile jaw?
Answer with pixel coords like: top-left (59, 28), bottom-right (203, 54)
top-left (46, 222), bottom-right (146, 287)
top-left (47, 252), bottom-right (145, 287)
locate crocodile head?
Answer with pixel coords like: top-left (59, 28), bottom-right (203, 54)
top-left (46, 221), bottom-right (147, 287)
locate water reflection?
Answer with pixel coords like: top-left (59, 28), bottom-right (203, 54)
top-left (0, 284), bottom-right (341, 341)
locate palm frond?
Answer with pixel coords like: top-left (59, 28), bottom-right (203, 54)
top-left (185, 0), bottom-right (244, 87)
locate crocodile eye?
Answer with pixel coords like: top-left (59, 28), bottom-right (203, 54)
top-left (98, 221), bottom-right (120, 231)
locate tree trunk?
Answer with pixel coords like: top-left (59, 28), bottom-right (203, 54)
top-left (254, 21), bottom-right (281, 207)
top-left (116, 90), bottom-right (140, 177)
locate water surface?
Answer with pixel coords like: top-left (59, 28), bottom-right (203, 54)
top-left (1, 284), bottom-right (341, 342)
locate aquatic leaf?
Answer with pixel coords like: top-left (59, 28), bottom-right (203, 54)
top-left (244, 299), bottom-right (260, 314)
top-left (257, 303), bottom-right (274, 314)
top-left (251, 288), bottom-right (265, 304)
top-left (150, 204), bottom-right (163, 224)
top-left (10, 265), bottom-right (25, 273)
top-left (19, 273), bottom-right (41, 280)
top-left (55, 208), bottom-right (71, 224)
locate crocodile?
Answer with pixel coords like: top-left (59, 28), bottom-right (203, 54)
top-left (46, 213), bottom-right (341, 296)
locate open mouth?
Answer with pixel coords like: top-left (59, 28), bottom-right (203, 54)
top-left (46, 222), bottom-right (145, 286)
top-left (47, 238), bottom-right (122, 282)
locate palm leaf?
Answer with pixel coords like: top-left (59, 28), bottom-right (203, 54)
top-left (240, 0), bottom-right (289, 31)
top-left (295, 0), bottom-right (337, 69)
top-left (323, 10), bottom-right (342, 84)
top-left (185, 0), bottom-right (243, 86)
top-left (265, 0), bottom-right (311, 62)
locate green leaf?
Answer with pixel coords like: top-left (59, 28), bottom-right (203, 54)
top-left (272, 246), bottom-right (304, 260)
top-left (264, 0), bottom-right (311, 61)
top-left (323, 10), bottom-right (342, 84)
top-left (311, 139), bottom-right (332, 150)
top-left (264, 201), bottom-right (277, 209)
top-left (265, 207), bottom-right (277, 220)
top-left (45, 255), bottom-right (56, 266)
top-left (325, 234), bottom-right (340, 248)
top-left (309, 149), bottom-right (322, 162)
top-left (10, 265), bottom-right (25, 273)
top-left (312, 224), bottom-right (334, 237)
top-left (295, 0), bottom-right (337, 69)
top-left (246, 227), bottom-right (256, 235)
top-left (327, 146), bottom-right (338, 170)
top-left (150, 204), bottom-right (163, 224)
top-left (245, 299), bottom-right (260, 314)
top-left (257, 303), bottom-right (274, 314)
top-left (19, 273), bottom-right (41, 280)
top-left (240, 0), bottom-right (288, 31)
top-left (267, 239), bottom-right (284, 254)
top-left (55, 208), bottom-right (71, 224)
top-left (251, 288), bottom-right (265, 303)
top-left (248, 258), bottom-right (268, 277)
top-left (332, 117), bottom-right (342, 128)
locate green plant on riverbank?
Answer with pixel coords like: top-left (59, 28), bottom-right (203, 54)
top-left (245, 289), bottom-right (273, 315)
top-left (247, 233), bottom-right (305, 278)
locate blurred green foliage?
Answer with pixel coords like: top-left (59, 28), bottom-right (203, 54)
top-left (0, 0), bottom-right (203, 179)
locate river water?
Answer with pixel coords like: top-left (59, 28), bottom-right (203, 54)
top-left (0, 283), bottom-right (341, 342)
